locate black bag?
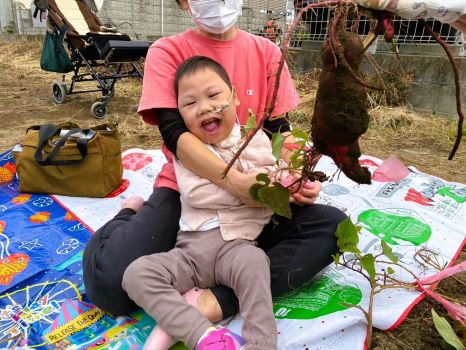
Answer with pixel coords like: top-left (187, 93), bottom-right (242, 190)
top-left (33, 0), bottom-right (49, 21)
top-left (40, 25), bottom-right (74, 73)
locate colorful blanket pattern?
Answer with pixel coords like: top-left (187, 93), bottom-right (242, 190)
top-left (0, 148), bottom-right (464, 349)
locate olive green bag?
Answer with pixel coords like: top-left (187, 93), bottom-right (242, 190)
top-left (14, 122), bottom-right (122, 197)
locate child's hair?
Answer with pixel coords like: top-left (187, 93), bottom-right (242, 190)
top-left (174, 56), bottom-right (232, 97)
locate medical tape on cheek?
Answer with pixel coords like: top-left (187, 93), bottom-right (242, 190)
top-left (214, 88), bottom-right (235, 113)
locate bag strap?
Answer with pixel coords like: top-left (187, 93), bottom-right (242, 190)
top-left (53, 24), bottom-right (69, 52)
top-left (34, 124), bottom-right (88, 166)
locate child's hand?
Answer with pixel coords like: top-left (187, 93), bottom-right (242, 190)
top-left (228, 170), bottom-right (265, 207)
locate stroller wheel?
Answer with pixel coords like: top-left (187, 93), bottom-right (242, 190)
top-left (52, 81), bottom-right (67, 104)
top-left (91, 101), bottom-right (108, 119)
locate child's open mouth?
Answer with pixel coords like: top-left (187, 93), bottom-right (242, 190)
top-left (201, 117), bottom-right (222, 134)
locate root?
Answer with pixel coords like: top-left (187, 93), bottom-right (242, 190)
top-left (329, 6), bottom-right (384, 91)
top-left (420, 20), bottom-right (464, 160)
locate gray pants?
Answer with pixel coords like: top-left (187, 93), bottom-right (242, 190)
top-left (122, 228), bottom-right (277, 350)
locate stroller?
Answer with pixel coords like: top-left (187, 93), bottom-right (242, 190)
top-left (43, 0), bottom-right (150, 118)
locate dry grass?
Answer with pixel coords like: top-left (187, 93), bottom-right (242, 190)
top-left (116, 111), bottom-right (163, 150)
top-left (0, 38), bottom-right (42, 72)
top-left (363, 107), bottom-right (466, 183)
top-left (288, 90), bottom-right (317, 126)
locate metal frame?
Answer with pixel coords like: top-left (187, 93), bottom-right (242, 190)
top-left (46, 15), bottom-right (145, 118)
top-left (64, 44), bottom-right (143, 99)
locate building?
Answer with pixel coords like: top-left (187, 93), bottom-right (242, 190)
top-left (0, 0), bottom-right (15, 32)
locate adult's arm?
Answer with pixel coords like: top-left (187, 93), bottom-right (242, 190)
top-left (452, 15), bottom-right (466, 36)
top-left (157, 108), bottom-right (262, 206)
top-left (356, 0), bottom-right (466, 34)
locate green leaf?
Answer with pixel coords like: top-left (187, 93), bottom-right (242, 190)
top-left (243, 109), bottom-right (257, 137)
top-left (387, 267), bottom-right (395, 274)
top-left (255, 173), bottom-right (271, 185)
top-left (290, 149), bottom-right (304, 168)
top-left (249, 183), bottom-right (263, 202)
top-left (268, 114), bottom-right (286, 121)
top-left (381, 240), bottom-right (399, 263)
top-left (431, 309), bottom-right (466, 350)
top-left (339, 243), bottom-right (361, 255)
top-left (271, 132), bottom-right (285, 161)
top-left (335, 219), bottom-right (363, 256)
top-left (294, 140), bottom-right (306, 148)
top-left (335, 218), bottom-right (360, 244)
top-left (250, 173), bottom-right (270, 201)
top-left (257, 182), bottom-right (292, 218)
top-left (360, 254), bottom-right (376, 280)
top-left (290, 128), bottom-right (309, 141)
top-left (332, 253), bottom-right (341, 266)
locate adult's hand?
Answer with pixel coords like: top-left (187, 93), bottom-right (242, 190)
top-left (287, 173), bottom-right (322, 206)
top-left (356, 0), bottom-right (466, 34)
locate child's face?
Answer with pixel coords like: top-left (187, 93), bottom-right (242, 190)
top-left (177, 68), bottom-right (239, 145)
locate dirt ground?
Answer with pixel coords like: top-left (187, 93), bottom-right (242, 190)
top-left (0, 38), bottom-right (465, 349)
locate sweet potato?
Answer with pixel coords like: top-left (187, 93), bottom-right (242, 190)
top-left (311, 11), bottom-right (371, 184)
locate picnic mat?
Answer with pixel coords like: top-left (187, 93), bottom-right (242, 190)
top-left (0, 148), bottom-right (464, 349)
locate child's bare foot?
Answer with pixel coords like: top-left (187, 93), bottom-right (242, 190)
top-left (143, 288), bottom-right (214, 350)
top-left (121, 196), bottom-right (144, 212)
top-left (196, 289), bottom-right (223, 323)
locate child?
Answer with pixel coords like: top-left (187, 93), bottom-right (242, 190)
top-left (122, 56), bottom-right (287, 350)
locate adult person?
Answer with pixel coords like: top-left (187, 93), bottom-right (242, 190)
top-left (83, 0), bottom-right (347, 325)
top-left (261, 18), bottom-right (283, 44)
top-left (355, 0), bottom-right (466, 35)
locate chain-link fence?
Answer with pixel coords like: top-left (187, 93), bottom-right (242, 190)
top-left (97, 0), bottom-right (288, 40)
top-left (290, 3), bottom-right (464, 54)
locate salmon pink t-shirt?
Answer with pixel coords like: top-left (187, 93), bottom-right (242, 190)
top-left (138, 28), bottom-right (301, 191)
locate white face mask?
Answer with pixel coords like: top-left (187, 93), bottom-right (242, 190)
top-left (188, 0), bottom-right (243, 35)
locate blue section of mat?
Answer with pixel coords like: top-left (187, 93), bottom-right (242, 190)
top-left (0, 149), bottom-right (157, 349)
top-left (0, 150), bottom-right (92, 294)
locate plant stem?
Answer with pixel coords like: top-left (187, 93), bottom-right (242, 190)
top-left (420, 19), bottom-right (464, 160)
top-left (376, 259), bottom-right (420, 280)
top-left (366, 280), bottom-right (375, 349)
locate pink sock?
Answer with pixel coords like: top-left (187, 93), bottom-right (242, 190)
top-left (143, 288), bottom-right (205, 350)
